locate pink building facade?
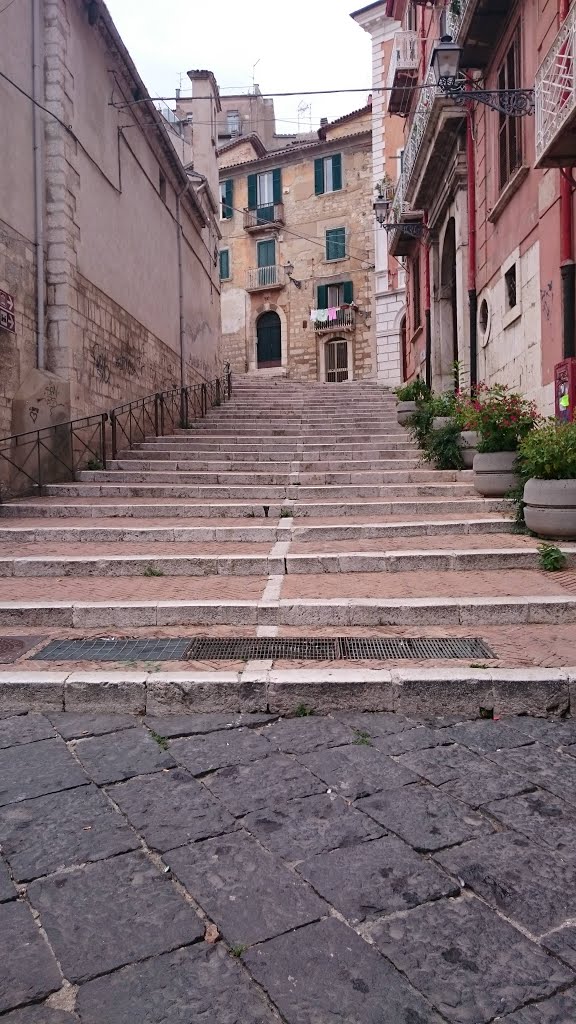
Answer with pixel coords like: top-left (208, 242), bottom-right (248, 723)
top-left (384, 0), bottom-right (576, 413)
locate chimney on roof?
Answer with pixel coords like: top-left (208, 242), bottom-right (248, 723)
top-left (367, 93), bottom-right (372, 104)
top-left (320, 117), bottom-right (328, 127)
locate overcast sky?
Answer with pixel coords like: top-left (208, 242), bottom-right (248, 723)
top-left (105, 0), bottom-right (372, 131)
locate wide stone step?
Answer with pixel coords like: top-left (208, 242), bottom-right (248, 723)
top-left (78, 469), bottom-right (470, 486)
top-left (0, 497), bottom-right (509, 519)
top-left (44, 482), bottom-right (478, 500)
top-left (0, 592), bottom-right (574, 627)
top-left (1, 543), bottom-right (572, 578)
top-left (0, 516), bottom-right (514, 545)
top-left (109, 458), bottom-right (423, 472)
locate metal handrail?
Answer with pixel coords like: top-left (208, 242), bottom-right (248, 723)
top-left (0, 364), bottom-right (232, 502)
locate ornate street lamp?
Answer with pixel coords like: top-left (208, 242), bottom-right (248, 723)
top-left (430, 36), bottom-right (535, 116)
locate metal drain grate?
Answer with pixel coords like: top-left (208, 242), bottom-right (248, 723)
top-left (32, 638), bottom-right (193, 662)
top-left (338, 637), bottom-right (496, 660)
top-left (186, 638), bottom-right (337, 661)
top-left (30, 636), bottom-right (496, 662)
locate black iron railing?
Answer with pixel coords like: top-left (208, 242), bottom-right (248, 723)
top-left (0, 365), bottom-right (232, 502)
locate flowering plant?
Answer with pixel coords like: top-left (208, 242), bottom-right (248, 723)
top-left (457, 383), bottom-right (539, 452)
top-left (518, 420), bottom-right (576, 480)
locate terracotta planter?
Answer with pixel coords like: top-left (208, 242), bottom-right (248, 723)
top-left (459, 430), bottom-right (479, 469)
top-left (397, 400), bottom-right (417, 426)
top-left (432, 417), bottom-right (452, 431)
top-left (472, 451), bottom-right (518, 497)
top-left (524, 478), bottom-right (576, 539)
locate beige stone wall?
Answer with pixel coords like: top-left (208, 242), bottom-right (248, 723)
top-left (219, 124), bottom-right (375, 381)
top-left (0, 0), bottom-right (222, 444)
top-left (219, 141), bottom-right (263, 170)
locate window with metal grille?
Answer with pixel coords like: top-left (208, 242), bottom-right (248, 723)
top-left (498, 30), bottom-right (523, 190)
top-left (227, 110), bottom-right (241, 135)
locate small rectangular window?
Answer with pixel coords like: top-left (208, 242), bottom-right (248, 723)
top-left (220, 180), bottom-right (233, 220)
top-left (227, 110), bottom-right (241, 135)
top-left (219, 249), bottom-right (230, 281)
top-left (504, 264), bottom-right (517, 310)
top-left (315, 154), bottom-right (343, 195)
top-left (159, 171), bottom-right (167, 203)
top-left (326, 227), bottom-right (346, 261)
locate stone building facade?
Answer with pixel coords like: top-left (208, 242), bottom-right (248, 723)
top-left (0, 0), bottom-right (222, 443)
top-left (212, 105), bottom-right (375, 382)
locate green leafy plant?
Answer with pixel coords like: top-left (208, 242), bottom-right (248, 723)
top-left (353, 729), bottom-right (372, 746)
top-left (479, 706), bottom-right (494, 719)
top-left (422, 422), bottom-right (464, 471)
top-left (460, 383), bottom-right (539, 453)
top-left (85, 457), bottom-right (103, 471)
top-left (143, 565), bottom-right (164, 577)
top-left (149, 730), bottom-right (169, 751)
top-left (517, 420), bottom-right (576, 480)
top-left (395, 378), bottom-right (431, 403)
top-left (294, 703), bottom-right (314, 717)
top-left (407, 401), bottom-right (435, 449)
top-left (430, 392), bottom-right (457, 418)
top-left (538, 542), bottom-right (567, 572)
top-left (280, 508), bottom-right (293, 518)
top-left (230, 944), bottom-right (247, 957)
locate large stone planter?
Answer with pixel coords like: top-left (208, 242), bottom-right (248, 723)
top-left (459, 430), bottom-right (479, 468)
top-left (432, 417), bottom-right (452, 431)
top-left (524, 478), bottom-right (576, 538)
top-left (397, 400), bottom-right (417, 426)
top-left (472, 451), bottom-right (519, 497)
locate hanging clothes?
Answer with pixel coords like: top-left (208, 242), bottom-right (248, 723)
top-left (327, 307), bottom-right (338, 321)
top-left (316, 310), bottom-right (328, 323)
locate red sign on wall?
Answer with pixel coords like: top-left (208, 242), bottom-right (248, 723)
top-left (0, 290), bottom-right (15, 334)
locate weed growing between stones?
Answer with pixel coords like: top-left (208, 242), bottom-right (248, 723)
top-left (295, 704), bottom-right (314, 717)
top-left (143, 566), bottom-right (164, 577)
top-left (149, 731), bottom-right (169, 751)
top-left (538, 543), bottom-right (567, 572)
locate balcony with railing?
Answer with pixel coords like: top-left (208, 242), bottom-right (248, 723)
top-left (243, 204), bottom-right (285, 232)
top-left (313, 308), bottom-right (356, 333)
top-left (387, 30), bottom-right (419, 116)
top-left (535, 4), bottom-right (576, 167)
top-left (246, 265), bottom-right (286, 291)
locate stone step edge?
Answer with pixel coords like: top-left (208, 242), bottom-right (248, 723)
top-left (1, 595), bottom-right (575, 626)
top-left (1, 546), bottom-right (575, 576)
top-left (0, 666), bottom-right (571, 717)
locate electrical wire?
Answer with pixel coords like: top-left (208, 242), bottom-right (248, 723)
top-left (0, 0), bottom-right (19, 14)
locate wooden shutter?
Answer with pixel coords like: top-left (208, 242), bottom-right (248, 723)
top-left (342, 281), bottom-right (354, 304)
top-left (219, 250), bottom-right (230, 280)
top-left (272, 168), bottom-right (282, 204)
top-left (317, 284), bottom-right (328, 308)
top-left (224, 179), bottom-right (233, 219)
top-left (247, 173), bottom-right (257, 210)
top-left (326, 228), bottom-right (346, 261)
top-left (314, 158), bottom-right (325, 195)
top-left (332, 154), bottom-right (342, 191)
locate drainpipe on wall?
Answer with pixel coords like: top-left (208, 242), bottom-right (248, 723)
top-left (423, 213), bottom-right (432, 388)
top-left (175, 185), bottom-right (188, 392)
top-left (466, 82), bottom-right (478, 391)
top-left (32, 0), bottom-right (46, 370)
top-left (560, 0), bottom-right (575, 359)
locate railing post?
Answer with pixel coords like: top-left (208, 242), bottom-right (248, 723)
top-left (101, 414), bottom-right (108, 470)
top-left (111, 412), bottom-right (117, 460)
top-left (36, 430), bottom-right (42, 495)
top-left (216, 376), bottom-right (221, 405)
top-left (201, 382), bottom-right (207, 417)
top-left (226, 362), bottom-right (232, 399)
top-left (160, 394), bottom-right (165, 437)
top-left (154, 394), bottom-right (160, 437)
top-left (180, 387), bottom-right (188, 429)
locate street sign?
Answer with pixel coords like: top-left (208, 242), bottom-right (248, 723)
top-left (0, 290), bottom-right (14, 315)
top-left (0, 309), bottom-right (15, 333)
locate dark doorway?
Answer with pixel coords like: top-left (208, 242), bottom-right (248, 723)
top-left (256, 311), bottom-right (282, 368)
top-left (400, 315), bottom-right (407, 381)
top-left (440, 217), bottom-right (459, 389)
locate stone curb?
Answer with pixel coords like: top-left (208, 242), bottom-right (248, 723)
top-left (1, 595), bottom-right (576, 627)
top-left (0, 667), bottom-right (572, 717)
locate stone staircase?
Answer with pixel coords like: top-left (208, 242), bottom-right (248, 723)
top-left (1, 377), bottom-right (576, 717)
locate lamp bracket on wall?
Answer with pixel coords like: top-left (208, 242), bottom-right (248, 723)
top-left (382, 222), bottom-right (428, 240)
top-left (437, 75), bottom-right (535, 116)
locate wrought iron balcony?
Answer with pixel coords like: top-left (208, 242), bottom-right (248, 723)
top-left (313, 308), bottom-right (356, 333)
top-left (387, 31), bottom-right (419, 116)
top-left (246, 265), bottom-right (286, 291)
top-left (535, 4), bottom-right (576, 167)
top-left (243, 204), bottom-right (285, 231)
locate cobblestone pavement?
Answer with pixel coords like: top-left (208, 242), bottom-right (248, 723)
top-left (3, 710), bottom-right (576, 1022)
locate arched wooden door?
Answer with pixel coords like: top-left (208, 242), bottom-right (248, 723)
top-left (256, 311), bottom-right (282, 368)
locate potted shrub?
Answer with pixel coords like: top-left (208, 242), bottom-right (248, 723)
top-left (430, 392), bottom-right (456, 432)
top-left (519, 421), bottom-right (576, 538)
top-left (469, 384), bottom-right (539, 497)
top-left (453, 391), bottom-right (480, 468)
top-left (395, 378), bottom-right (430, 426)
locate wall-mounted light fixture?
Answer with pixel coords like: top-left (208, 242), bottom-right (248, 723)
top-left (431, 36), bottom-right (535, 116)
top-left (284, 262), bottom-right (303, 289)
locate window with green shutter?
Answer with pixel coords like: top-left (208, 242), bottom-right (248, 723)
top-left (325, 227), bottom-right (346, 261)
top-left (219, 249), bottom-right (230, 280)
top-left (219, 180), bottom-right (233, 220)
top-left (317, 284), bottom-right (328, 308)
top-left (315, 155), bottom-right (343, 195)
